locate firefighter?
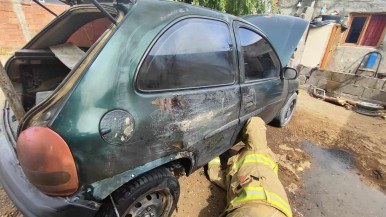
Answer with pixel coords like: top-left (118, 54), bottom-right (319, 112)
top-left (208, 117), bottom-right (292, 217)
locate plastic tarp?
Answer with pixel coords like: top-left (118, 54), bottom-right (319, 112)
top-left (310, 20), bottom-right (337, 28)
top-left (242, 15), bottom-right (308, 67)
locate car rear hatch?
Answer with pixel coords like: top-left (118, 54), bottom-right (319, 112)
top-left (1, 2), bottom-right (127, 131)
top-left (0, 3), bottom-right (126, 213)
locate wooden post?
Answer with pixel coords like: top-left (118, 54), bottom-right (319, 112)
top-left (0, 60), bottom-right (25, 121)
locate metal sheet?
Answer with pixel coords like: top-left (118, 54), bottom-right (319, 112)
top-left (50, 43), bottom-right (85, 69)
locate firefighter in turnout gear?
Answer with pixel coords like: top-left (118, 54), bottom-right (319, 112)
top-left (208, 117), bottom-right (292, 217)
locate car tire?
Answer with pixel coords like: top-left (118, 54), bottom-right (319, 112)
top-left (273, 93), bottom-right (297, 127)
top-left (96, 167), bottom-right (179, 217)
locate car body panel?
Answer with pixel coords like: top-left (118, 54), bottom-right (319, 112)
top-left (233, 21), bottom-right (288, 123)
top-left (50, 0), bottom-right (238, 186)
top-left (0, 105), bottom-right (99, 217)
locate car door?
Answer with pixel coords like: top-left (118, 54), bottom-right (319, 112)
top-left (234, 21), bottom-right (288, 123)
top-left (135, 18), bottom-right (241, 168)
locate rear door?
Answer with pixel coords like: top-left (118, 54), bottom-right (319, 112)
top-left (136, 18), bottom-right (240, 167)
top-left (234, 22), bottom-right (288, 123)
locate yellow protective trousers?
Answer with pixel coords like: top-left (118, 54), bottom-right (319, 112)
top-left (207, 117), bottom-right (292, 217)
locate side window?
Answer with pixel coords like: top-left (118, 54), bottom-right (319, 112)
top-left (239, 27), bottom-right (280, 81)
top-left (137, 18), bottom-right (235, 91)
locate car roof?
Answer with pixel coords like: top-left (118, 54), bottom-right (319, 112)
top-left (129, 0), bottom-right (235, 23)
top-left (119, 0), bottom-right (268, 39)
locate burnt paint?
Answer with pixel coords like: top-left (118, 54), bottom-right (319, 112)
top-left (147, 86), bottom-right (241, 167)
top-left (99, 109), bottom-right (134, 144)
top-left (240, 78), bottom-right (287, 123)
top-left (46, 0), bottom-right (298, 202)
top-left (49, 0), bottom-right (238, 187)
top-left (84, 152), bottom-right (194, 200)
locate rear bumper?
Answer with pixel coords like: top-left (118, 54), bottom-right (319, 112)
top-left (0, 106), bottom-right (98, 217)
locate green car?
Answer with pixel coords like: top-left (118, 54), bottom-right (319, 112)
top-left (0, 0), bottom-right (307, 216)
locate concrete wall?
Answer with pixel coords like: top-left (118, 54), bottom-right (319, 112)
top-left (327, 46), bottom-right (386, 75)
top-left (279, 0), bottom-right (386, 85)
top-left (300, 23), bottom-right (334, 67)
top-left (299, 67), bottom-right (386, 103)
top-left (0, 0), bottom-right (68, 53)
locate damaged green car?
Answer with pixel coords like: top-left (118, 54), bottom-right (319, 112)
top-left (0, 0), bottom-right (307, 216)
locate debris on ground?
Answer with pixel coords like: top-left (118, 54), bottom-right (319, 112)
top-left (311, 86), bottom-right (385, 117)
top-left (312, 86), bottom-right (356, 108)
top-left (354, 101), bottom-right (384, 117)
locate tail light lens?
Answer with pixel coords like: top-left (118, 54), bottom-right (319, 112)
top-left (16, 127), bottom-right (78, 196)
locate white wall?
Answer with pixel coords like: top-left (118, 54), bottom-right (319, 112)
top-left (300, 24), bottom-right (334, 67)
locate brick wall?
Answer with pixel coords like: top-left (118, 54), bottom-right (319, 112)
top-left (299, 67), bottom-right (386, 103)
top-left (0, 0), bottom-right (25, 52)
top-left (0, 0), bottom-right (68, 53)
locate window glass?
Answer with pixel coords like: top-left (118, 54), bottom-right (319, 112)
top-left (137, 18), bottom-right (234, 90)
top-left (345, 16), bottom-right (367, 44)
top-left (239, 28), bottom-right (280, 81)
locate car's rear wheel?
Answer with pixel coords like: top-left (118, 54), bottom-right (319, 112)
top-left (273, 93), bottom-right (297, 127)
top-left (96, 167), bottom-right (179, 217)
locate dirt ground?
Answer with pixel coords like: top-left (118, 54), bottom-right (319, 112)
top-left (173, 90), bottom-right (386, 217)
top-left (1, 90), bottom-right (385, 217)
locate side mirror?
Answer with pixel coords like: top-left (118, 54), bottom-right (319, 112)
top-left (283, 67), bottom-right (298, 80)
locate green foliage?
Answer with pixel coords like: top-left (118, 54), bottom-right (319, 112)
top-left (193, 0), bottom-right (226, 11)
top-left (174, 0), bottom-right (280, 16)
top-left (269, 0), bottom-right (281, 14)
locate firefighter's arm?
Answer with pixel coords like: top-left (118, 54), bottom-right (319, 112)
top-left (207, 157), bottom-right (227, 190)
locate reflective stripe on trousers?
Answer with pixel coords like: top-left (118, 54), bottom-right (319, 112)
top-left (228, 186), bottom-right (292, 217)
top-left (232, 154), bottom-right (278, 175)
top-left (209, 157), bottom-right (221, 166)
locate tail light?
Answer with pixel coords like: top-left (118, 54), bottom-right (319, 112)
top-left (16, 127), bottom-right (78, 196)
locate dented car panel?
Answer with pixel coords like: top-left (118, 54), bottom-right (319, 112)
top-left (49, 1), bottom-right (239, 186)
top-left (0, 0), bottom-right (305, 215)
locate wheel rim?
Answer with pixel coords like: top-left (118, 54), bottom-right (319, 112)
top-left (284, 100), bottom-right (295, 122)
top-left (123, 190), bottom-right (173, 217)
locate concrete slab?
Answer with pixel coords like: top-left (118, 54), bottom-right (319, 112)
top-left (338, 84), bottom-right (365, 96)
top-left (376, 79), bottom-right (385, 90)
top-left (298, 75), bottom-right (307, 85)
top-left (317, 79), bottom-right (341, 92)
top-left (298, 66), bottom-right (317, 77)
top-left (361, 89), bottom-right (386, 102)
top-left (310, 70), bottom-right (332, 80)
top-left (307, 76), bottom-right (319, 86)
top-left (355, 77), bottom-right (384, 89)
top-left (330, 72), bottom-right (357, 84)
